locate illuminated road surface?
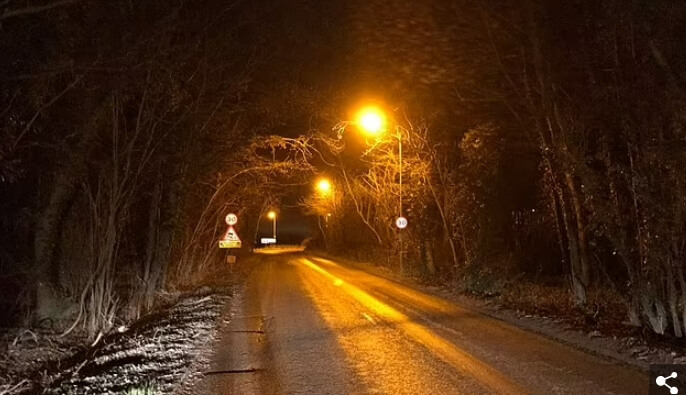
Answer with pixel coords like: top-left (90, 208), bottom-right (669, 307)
top-left (201, 252), bottom-right (648, 394)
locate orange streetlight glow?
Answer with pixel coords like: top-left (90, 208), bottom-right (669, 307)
top-left (267, 211), bottom-right (277, 239)
top-left (316, 178), bottom-right (332, 195)
top-left (355, 106), bottom-right (387, 136)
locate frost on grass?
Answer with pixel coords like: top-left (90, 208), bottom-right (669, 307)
top-left (11, 293), bottom-right (229, 395)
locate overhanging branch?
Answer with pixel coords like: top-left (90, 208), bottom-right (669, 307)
top-left (1, 0), bottom-right (78, 21)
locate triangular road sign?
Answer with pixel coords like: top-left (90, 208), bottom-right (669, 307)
top-left (219, 226), bottom-right (242, 249)
top-left (224, 226), bottom-right (241, 242)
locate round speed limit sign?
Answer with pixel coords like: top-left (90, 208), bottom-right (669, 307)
top-left (225, 213), bottom-right (238, 225)
top-left (395, 216), bottom-right (408, 229)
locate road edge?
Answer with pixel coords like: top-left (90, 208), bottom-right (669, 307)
top-left (310, 251), bottom-right (652, 374)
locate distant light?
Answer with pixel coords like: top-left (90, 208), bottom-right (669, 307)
top-left (267, 211), bottom-right (276, 219)
top-left (356, 106), bottom-right (386, 136)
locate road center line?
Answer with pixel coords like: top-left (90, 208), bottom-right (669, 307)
top-left (361, 312), bottom-right (376, 324)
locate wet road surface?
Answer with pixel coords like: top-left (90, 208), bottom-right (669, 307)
top-left (200, 252), bottom-right (649, 394)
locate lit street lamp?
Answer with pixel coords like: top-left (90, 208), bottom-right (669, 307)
top-left (354, 105), bottom-right (403, 219)
top-left (316, 178), bottom-right (332, 196)
top-left (354, 104), bottom-right (405, 271)
top-left (355, 106), bottom-right (387, 136)
top-left (314, 178), bottom-right (334, 244)
top-left (267, 210), bottom-right (277, 240)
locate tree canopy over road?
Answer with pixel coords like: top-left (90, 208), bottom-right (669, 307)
top-left (2, 0), bottom-right (686, 343)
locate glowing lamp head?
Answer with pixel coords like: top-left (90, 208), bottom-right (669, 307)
top-left (317, 178), bottom-right (332, 195)
top-left (267, 211), bottom-right (276, 219)
top-left (356, 106), bottom-right (386, 136)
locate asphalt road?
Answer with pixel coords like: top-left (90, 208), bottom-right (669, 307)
top-left (200, 252), bottom-right (649, 394)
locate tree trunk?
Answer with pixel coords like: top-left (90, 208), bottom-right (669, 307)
top-left (627, 294), bottom-right (641, 327)
top-left (428, 177), bottom-right (460, 272)
top-left (668, 281), bottom-right (682, 337)
top-left (640, 291), bottom-right (668, 335)
top-left (138, 171), bottom-right (163, 317)
top-left (564, 172), bottom-right (590, 299)
top-left (424, 240), bottom-right (436, 276)
top-left (34, 102), bottom-right (106, 322)
top-left (34, 163), bottom-right (83, 324)
top-left (677, 261), bottom-right (686, 337)
top-left (34, 171), bottom-right (77, 283)
top-left (542, 153), bottom-right (587, 306)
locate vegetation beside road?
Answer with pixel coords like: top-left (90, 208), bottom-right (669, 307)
top-left (2, 0), bottom-right (686, 364)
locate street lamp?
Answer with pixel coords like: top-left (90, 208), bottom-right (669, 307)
top-left (314, 178), bottom-right (334, 247)
top-left (354, 105), bottom-right (403, 219)
top-left (316, 178), bottom-right (332, 196)
top-left (267, 211), bottom-right (276, 241)
top-left (354, 104), bottom-right (405, 271)
top-left (355, 106), bottom-right (387, 136)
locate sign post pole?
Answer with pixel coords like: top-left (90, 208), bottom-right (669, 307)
top-left (395, 216), bottom-right (408, 273)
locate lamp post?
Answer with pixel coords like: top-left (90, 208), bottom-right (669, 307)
top-left (355, 106), bottom-right (403, 217)
top-left (315, 178), bottom-right (334, 245)
top-left (354, 106), bottom-right (405, 271)
top-left (267, 211), bottom-right (276, 241)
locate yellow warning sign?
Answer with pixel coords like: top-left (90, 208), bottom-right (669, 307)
top-left (219, 240), bottom-right (241, 249)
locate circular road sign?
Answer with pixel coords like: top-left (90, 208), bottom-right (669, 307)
top-left (225, 213), bottom-right (238, 225)
top-left (395, 216), bottom-right (408, 229)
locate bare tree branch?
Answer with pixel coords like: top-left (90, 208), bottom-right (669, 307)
top-left (10, 71), bottom-right (87, 152)
top-left (0, 0), bottom-right (78, 21)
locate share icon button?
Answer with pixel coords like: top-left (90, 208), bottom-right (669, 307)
top-left (652, 365), bottom-right (686, 395)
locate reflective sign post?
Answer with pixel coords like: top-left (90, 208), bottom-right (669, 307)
top-left (219, 213), bottom-right (241, 273)
top-left (395, 216), bottom-right (408, 273)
